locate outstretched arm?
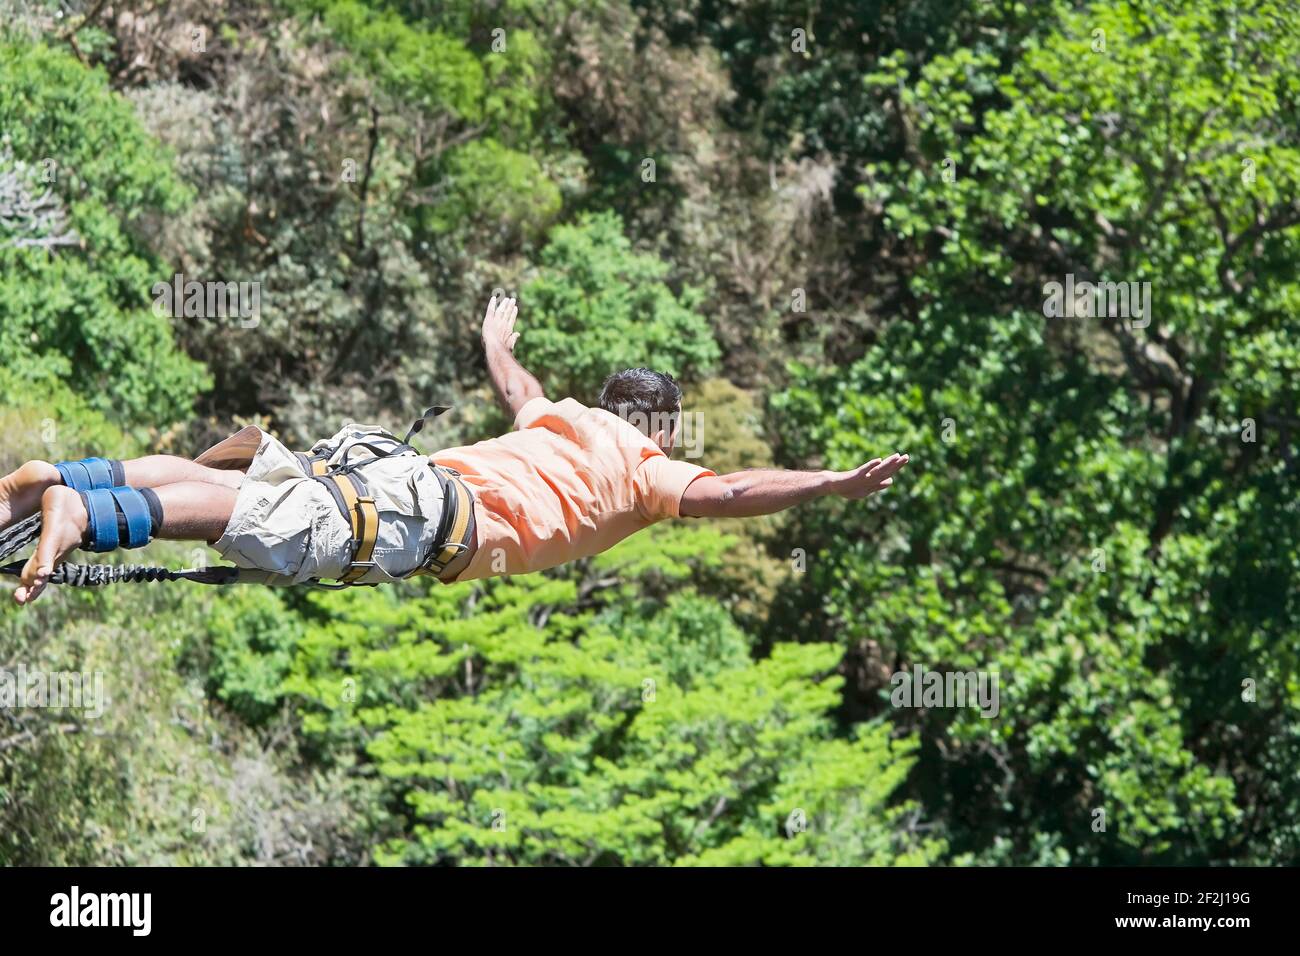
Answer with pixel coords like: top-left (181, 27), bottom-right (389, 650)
top-left (482, 294), bottom-right (544, 419)
top-left (680, 454), bottom-right (908, 518)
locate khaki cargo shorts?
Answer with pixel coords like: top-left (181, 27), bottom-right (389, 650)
top-left (208, 424), bottom-right (448, 585)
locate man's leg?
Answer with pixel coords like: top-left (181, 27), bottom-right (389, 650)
top-left (123, 456), bottom-right (244, 490)
top-left (0, 455), bottom-right (242, 527)
top-left (13, 481), bottom-right (238, 606)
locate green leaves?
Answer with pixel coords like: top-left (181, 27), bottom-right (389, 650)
top-left (6, 0), bottom-right (1296, 868)
top-left (301, 0), bottom-right (485, 118)
top-left (518, 211), bottom-right (720, 396)
top-left (281, 573), bottom-right (932, 865)
top-left (422, 139), bottom-right (560, 244)
top-left (0, 40), bottom-right (207, 432)
top-left (777, 0), bottom-right (1300, 863)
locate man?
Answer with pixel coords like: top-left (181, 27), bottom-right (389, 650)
top-left (1, 296), bottom-right (908, 604)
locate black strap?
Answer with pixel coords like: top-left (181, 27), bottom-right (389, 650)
top-left (313, 472), bottom-right (352, 523)
top-left (430, 467), bottom-right (458, 558)
top-left (410, 465), bottom-right (477, 579)
top-left (334, 439), bottom-right (417, 474)
top-left (403, 406), bottom-right (452, 444)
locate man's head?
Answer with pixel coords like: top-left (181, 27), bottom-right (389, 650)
top-left (598, 368), bottom-right (682, 453)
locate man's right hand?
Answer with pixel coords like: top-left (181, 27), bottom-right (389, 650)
top-left (482, 294), bottom-right (520, 353)
top-left (480, 293), bottom-right (545, 419)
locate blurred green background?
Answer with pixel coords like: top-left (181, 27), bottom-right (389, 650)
top-left (1, 0), bottom-right (1296, 865)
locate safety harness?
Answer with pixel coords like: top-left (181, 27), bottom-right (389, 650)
top-left (0, 407), bottom-right (476, 590)
top-left (302, 435), bottom-right (474, 585)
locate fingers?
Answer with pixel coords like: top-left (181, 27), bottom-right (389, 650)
top-left (486, 295), bottom-right (519, 331)
top-left (851, 452), bottom-right (910, 497)
top-left (865, 453), bottom-right (907, 480)
top-left (507, 331), bottom-right (520, 351)
top-left (876, 457), bottom-right (907, 485)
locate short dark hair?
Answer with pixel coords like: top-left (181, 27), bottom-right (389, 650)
top-left (597, 367), bottom-right (682, 437)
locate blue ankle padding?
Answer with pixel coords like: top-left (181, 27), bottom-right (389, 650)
top-left (83, 489), bottom-right (120, 551)
top-left (81, 487), bottom-right (153, 552)
top-left (56, 457), bottom-right (115, 492)
top-left (113, 488), bottom-right (153, 549)
top-left (82, 457), bottom-right (114, 488)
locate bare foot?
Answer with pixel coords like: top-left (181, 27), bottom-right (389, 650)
top-left (14, 485), bottom-right (88, 606)
top-left (0, 460), bottom-right (62, 529)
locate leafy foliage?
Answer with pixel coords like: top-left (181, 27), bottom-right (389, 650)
top-left (776, 0), bottom-right (1300, 863)
top-left (0, 40), bottom-right (208, 433)
top-left (519, 211), bottom-right (720, 396)
top-left (1, 0), bottom-right (1295, 867)
top-left (285, 575), bottom-right (937, 865)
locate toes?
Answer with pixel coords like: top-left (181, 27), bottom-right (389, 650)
top-left (14, 579), bottom-right (46, 605)
top-left (24, 570), bottom-right (50, 604)
top-left (16, 554), bottom-right (52, 605)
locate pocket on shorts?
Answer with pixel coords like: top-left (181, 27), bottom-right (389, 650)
top-left (216, 490), bottom-right (315, 579)
top-left (370, 512), bottom-right (428, 578)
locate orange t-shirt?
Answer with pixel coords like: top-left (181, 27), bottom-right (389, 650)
top-left (432, 397), bottom-right (715, 581)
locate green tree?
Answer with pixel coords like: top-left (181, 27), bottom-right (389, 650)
top-left (775, 0), bottom-right (1300, 863)
top-left (284, 572), bottom-right (939, 866)
top-left (0, 39), bottom-right (208, 433)
top-left (518, 211), bottom-right (720, 397)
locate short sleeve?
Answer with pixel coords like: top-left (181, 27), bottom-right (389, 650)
top-left (513, 396), bottom-right (552, 430)
top-left (634, 456), bottom-right (717, 520)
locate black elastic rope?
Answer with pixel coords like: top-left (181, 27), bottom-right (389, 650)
top-left (0, 559), bottom-right (240, 587)
top-left (0, 512), bottom-right (241, 587)
top-left (0, 513), bottom-right (42, 563)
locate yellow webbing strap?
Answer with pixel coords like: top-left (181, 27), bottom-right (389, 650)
top-left (414, 470), bottom-right (473, 580)
top-left (331, 473), bottom-right (379, 584)
top-left (295, 452), bottom-right (332, 478)
top-left (435, 474), bottom-right (473, 574)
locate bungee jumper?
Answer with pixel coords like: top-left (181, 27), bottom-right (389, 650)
top-left (0, 296), bottom-right (909, 605)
